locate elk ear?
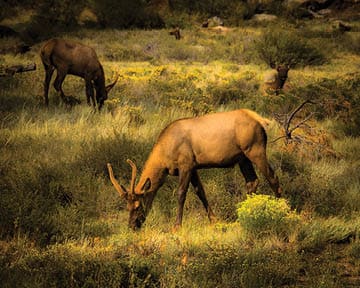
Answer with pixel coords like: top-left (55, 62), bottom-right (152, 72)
top-left (270, 61), bottom-right (276, 69)
top-left (134, 200), bottom-right (141, 209)
top-left (141, 178), bottom-right (151, 193)
top-left (106, 74), bottom-right (119, 93)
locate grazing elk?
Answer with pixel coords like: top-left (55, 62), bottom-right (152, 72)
top-left (169, 27), bottom-right (181, 40)
top-left (107, 109), bottom-right (281, 230)
top-left (40, 38), bottom-right (118, 109)
top-left (262, 64), bottom-right (289, 95)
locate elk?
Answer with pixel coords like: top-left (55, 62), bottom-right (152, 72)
top-left (169, 27), bottom-right (181, 40)
top-left (107, 109), bottom-right (281, 230)
top-left (262, 64), bottom-right (289, 95)
top-left (40, 38), bottom-right (118, 109)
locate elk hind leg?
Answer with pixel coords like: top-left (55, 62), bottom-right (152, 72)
top-left (239, 156), bottom-right (259, 195)
top-left (53, 69), bottom-right (68, 104)
top-left (43, 65), bottom-right (54, 106)
top-left (191, 170), bottom-right (216, 223)
top-left (246, 150), bottom-right (281, 197)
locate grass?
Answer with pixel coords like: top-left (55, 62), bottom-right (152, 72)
top-left (1, 13), bottom-right (360, 287)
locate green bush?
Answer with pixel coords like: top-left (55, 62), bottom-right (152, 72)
top-left (93, 0), bottom-right (164, 28)
top-left (340, 33), bottom-right (360, 55)
top-left (24, 0), bottom-right (86, 41)
top-left (297, 217), bottom-right (360, 253)
top-left (170, 0), bottom-right (251, 21)
top-left (181, 244), bottom-right (300, 287)
top-left (0, 243), bottom-right (132, 288)
top-left (255, 28), bottom-right (326, 67)
top-left (291, 74), bottom-right (360, 136)
top-left (237, 195), bottom-right (300, 237)
top-left (206, 79), bottom-right (254, 105)
top-left (307, 161), bottom-right (360, 217)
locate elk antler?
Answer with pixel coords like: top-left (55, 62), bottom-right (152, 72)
top-left (126, 159), bottom-right (137, 195)
top-left (107, 163), bottom-right (128, 199)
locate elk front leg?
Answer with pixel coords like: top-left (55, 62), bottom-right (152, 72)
top-left (191, 170), bottom-right (216, 223)
top-left (175, 170), bottom-right (191, 229)
top-left (85, 79), bottom-right (95, 107)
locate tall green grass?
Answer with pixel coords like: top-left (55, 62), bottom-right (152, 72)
top-left (1, 18), bottom-right (360, 287)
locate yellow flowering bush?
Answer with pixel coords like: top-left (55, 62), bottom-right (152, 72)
top-left (237, 195), bottom-right (300, 237)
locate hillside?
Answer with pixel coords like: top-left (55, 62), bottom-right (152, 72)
top-left (1, 4), bottom-right (360, 287)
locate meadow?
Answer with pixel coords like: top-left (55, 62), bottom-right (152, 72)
top-left (1, 13), bottom-right (360, 287)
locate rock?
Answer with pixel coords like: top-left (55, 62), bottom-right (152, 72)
top-left (251, 14), bottom-right (278, 22)
top-left (77, 8), bottom-right (99, 27)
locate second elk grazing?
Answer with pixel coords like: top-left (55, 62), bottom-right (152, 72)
top-left (40, 38), bottom-right (118, 110)
top-left (169, 27), bottom-right (181, 40)
top-left (262, 64), bottom-right (289, 95)
top-left (107, 109), bottom-right (281, 230)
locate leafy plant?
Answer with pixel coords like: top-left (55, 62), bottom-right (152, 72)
top-left (255, 28), bottom-right (326, 67)
top-left (237, 195), bottom-right (301, 237)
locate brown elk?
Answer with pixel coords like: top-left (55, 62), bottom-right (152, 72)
top-left (169, 27), bottom-right (181, 40)
top-left (40, 38), bottom-right (118, 109)
top-left (107, 109), bottom-right (281, 230)
top-left (262, 64), bottom-right (289, 95)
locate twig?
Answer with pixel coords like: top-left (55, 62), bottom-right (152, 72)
top-left (270, 99), bottom-right (316, 143)
top-left (288, 112), bottom-right (316, 136)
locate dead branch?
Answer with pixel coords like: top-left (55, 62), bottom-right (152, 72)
top-left (271, 99), bottom-right (316, 143)
top-left (288, 112), bottom-right (316, 136)
top-left (0, 63), bottom-right (36, 77)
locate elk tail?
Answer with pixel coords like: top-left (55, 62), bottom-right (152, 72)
top-left (243, 109), bottom-right (272, 128)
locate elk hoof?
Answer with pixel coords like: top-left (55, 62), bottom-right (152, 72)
top-left (172, 224), bottom-right (181, 233)
top-left (275, 187), bottom-right (282, 198)
top-left (64, 95), bottom-right (81, 106)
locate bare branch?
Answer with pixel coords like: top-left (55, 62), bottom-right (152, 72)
top-left (269, 135), bottom-right (288, 144)
top-left (270, 99), bottom-right (316, 144)
top-left (288, 112), bottom-right (316, 135)
top-left (284, 100), bottom-right (314, 136)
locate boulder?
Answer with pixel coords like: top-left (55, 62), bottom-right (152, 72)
top-left (251, 13), bottom-right (278, 22)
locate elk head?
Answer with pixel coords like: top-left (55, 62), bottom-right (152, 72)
top-left (270, 62), bottom-right (290, 90)
top-left (107, 160), bottom-right (146, 230)
top-left (96, 74), bottom-right (119, 109)
top-left (169, 27), bottom-right (181, 40)
top-left (276, 65), bottom-right (290, 89)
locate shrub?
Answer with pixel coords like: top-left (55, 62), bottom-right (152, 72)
top-left (181, 244), bottom-right (300, 287)
top-left (307, 160), bottom-right (360, 216)
top-left (291, 74), bottom-right (360, 136)
top-left (340, 33), bottom-right (360, 55)
top-left (170, 0), bottom-right (251, 21)
top-left (237, 195), bottom-right (300, 237)
top-left (93, 0), bottom-right (164, 28)
top-left (270, 151), bottom-right (311, 210)
top-left (24, 0), bottom-right (86, 41)
top-left (206, 79), bottom-right (254, 105)
top-left (297, 217), bottom-right (360, 253)
top-left (255, 28), bottom-right (326, 68)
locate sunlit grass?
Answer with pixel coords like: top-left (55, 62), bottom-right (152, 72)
top-left (1, 17), bottom-right (360, 287)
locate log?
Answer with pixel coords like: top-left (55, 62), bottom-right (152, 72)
top-left (0, 63), bottom-right (36, 77)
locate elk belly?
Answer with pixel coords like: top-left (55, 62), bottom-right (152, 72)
top-left (194, 145), bottom-right (242, 168)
